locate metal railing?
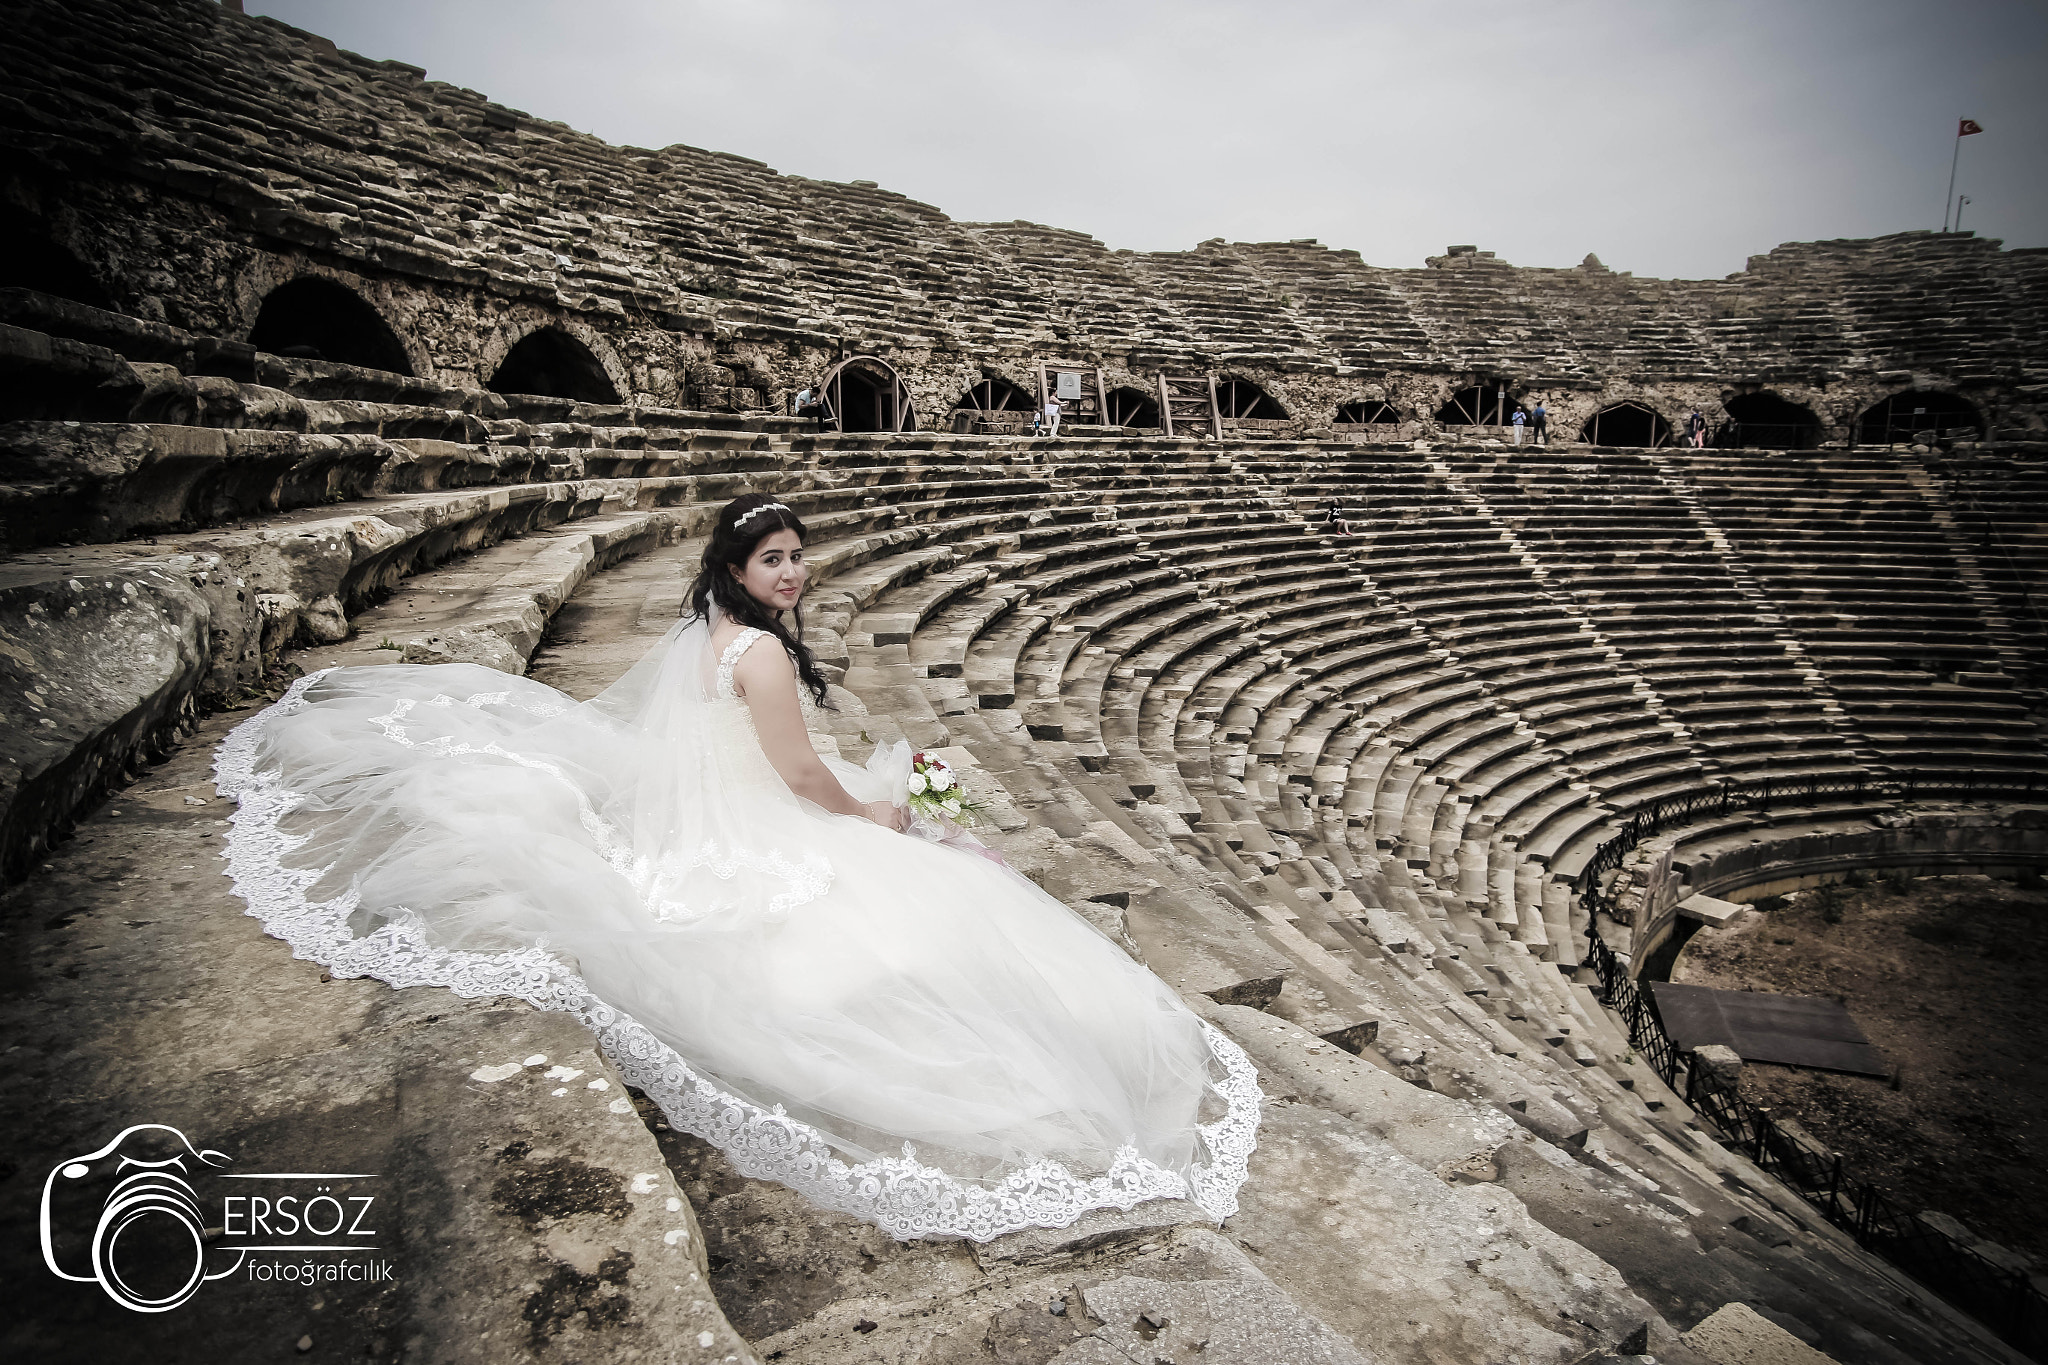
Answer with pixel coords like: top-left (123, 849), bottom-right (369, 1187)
top-left (1575, 767), bottom-right (2048, 1358)
top-left (1688, 1056), bottom-right (2047, 1355)
top-left (1577, 772), bottom-right (1879, 919)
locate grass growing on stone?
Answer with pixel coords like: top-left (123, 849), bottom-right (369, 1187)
top-left (1674, 873), bottom-right (2048, 1268)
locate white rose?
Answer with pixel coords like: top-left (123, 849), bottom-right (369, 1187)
top-left (942, 796), bottom-right (963, 816)
top-left (930, 767), bottom-right (955, 792)
top-left (906, 772), bottom-right (928, 796)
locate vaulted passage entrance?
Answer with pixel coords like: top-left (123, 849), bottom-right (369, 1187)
top-left (1106, 387), bottom-right (1160, 429)
top-left (1581, 401), bottom-right (1672, 448)
top-left (1337, 400), bottom-right (1399, 426)
top-left (1216, 379), bottom-right (1284, 421)
top-left (487, 327), bottom-right (618, 403)
top-left (953, 377), bottom-right (1034, 415)
top-left (249, 278), bottom-right (413, 374)
top-left (1855, 391), bottom-right (1983, 446)
top-left (1723, 392), bottom-right (1822, 449)
top-left (0, 224), bottom-right (111, 308)
top-left (818, 355), bottom-right (915, 433)
top-left (1435, 383), bottom-right (1515, 428)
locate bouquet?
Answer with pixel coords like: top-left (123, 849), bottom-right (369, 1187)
top-left (904, 751), bottom-right (984, 825)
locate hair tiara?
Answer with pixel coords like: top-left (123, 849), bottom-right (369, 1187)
top-left (733, 501), bottom-right (792, 531)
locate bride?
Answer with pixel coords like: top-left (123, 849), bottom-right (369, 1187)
top-left (216, 493), bottom-right (1260, 1240)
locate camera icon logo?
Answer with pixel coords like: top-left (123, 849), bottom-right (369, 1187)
top-left (40, 1123), bottom-right (241, 1313)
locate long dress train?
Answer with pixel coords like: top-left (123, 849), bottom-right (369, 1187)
top-left (214, 615), bottom-right (1260, 1240)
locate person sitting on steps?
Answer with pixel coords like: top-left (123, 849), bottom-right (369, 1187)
top-left (793, 386), bottom-right (823, 426)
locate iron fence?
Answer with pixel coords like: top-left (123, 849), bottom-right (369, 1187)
top-left (1574, 767), bottom-right (2048, 1358)
top-left (1577, 772), bottom-right (1878, 922)
top-left (1682, 1062), bottom-right (2048, 1358)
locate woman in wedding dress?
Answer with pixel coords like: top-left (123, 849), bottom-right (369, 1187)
top-left (216, 493), bottom-right (1260, 1240)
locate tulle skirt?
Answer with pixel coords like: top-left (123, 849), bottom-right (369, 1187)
top-left (215, 659), bottom-right (1259, 1240)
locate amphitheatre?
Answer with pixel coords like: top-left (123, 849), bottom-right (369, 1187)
top-left (1, 0), bottom-right (2045, 1362)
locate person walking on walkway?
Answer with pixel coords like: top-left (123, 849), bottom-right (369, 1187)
top-left (1686, 409), bottom-right (1708, 449)
top-left (1511, 406), bottom-right (1526, 447)
top-left (1530, 401), bottom-right (1548, 446)
top-left (1042, 392), bottom-right (1062, 439)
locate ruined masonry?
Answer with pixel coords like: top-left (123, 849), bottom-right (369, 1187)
top-left (0, 2), bottom-right (2045, 1364)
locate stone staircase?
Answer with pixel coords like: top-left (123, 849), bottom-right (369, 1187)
top-left (4, 284), bottom-right (2045, 1363)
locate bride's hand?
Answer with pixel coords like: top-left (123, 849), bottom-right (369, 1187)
top-left (863, 800), bottom-right (908, 832)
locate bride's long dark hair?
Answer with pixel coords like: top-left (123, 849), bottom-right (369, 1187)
top-left (686, 493), bottom-right (832, 708)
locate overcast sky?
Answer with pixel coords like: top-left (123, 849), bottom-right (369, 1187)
top-left (251, 0), bottom-right (2047, 281)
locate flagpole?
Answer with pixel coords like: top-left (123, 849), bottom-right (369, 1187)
top-left (1943, 125), bottom-right (1962, 232)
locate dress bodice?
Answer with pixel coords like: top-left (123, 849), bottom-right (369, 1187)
top-left (714, 627), bottom-right (767, 702)
top-left (717, 628), bottom-right (822, 715)
top-left (710, 628), bottom-right (821, 791)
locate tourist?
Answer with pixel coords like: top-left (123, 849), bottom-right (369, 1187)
top-left (1042, 391), bottom-right (1062, 439)
top-left (214, 493), bottom-right (1258, 1244)
top-left (1322, 499), bottom-right (1354, 536)
top-left (1511, 406), bottom-right (1526, 447)
top-left (1531, 401), bottom-right (1549, 446)
top-left (793, 385), bottom-right (823, 426)
top-left (1686, 409), bottom-right (1708, 448)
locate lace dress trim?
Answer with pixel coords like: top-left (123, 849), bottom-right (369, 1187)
top-left (716, 627), bottom-right (769, 700)
top-left (215, 670), bottom-right (1262, 1242)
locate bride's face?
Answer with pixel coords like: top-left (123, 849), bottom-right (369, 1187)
top-left (732, 528), bottom-right (807, 613)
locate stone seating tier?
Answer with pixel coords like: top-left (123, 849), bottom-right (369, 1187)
top-left (2, 300), bottom-right (2044, 1365)
top-left (9, 0), bottom-right (2048, 430)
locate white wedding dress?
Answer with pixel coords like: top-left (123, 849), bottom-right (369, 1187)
top-left (215, 614), bottom-right (1260, 1240)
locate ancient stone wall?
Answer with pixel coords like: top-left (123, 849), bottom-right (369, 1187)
top-left (3, 0), bottom-right (2045, 441)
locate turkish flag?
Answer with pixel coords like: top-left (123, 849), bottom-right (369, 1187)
top-left (1959, 119), bottom-right (1984, 136)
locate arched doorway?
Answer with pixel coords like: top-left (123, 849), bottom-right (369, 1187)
top-left (1106, 387), bottom-right (1160, 429)
top-left (1216, 379), bottom-right (1285, 420)
top-left (1854, 391), bottom-right (1983, 446)
top-left (0, 223), bottom-right (112, 309)
top-left (817, 355), bottom-right (916, 433)
top-left (954, 377), bottom-right (1035, 415)
top-left (1722, 392), bottom-right (1822, 449)
top-left (1581, 402), bottom-right (1672, 448)
top-left (1336, 400), bottom-right (1400, 426)
top-left (1435, 383), bottom-right (1515, 428)
top-left (249, 278), bottom-right (413, 374)
top-left (487, 327), bottom-right (619, 404)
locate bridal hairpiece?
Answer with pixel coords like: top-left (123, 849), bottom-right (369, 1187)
top-left (734, 502), bottom-right (792, 530)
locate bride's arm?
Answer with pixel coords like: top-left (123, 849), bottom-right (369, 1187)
top-left (733, 642), bottom-right (905, 829)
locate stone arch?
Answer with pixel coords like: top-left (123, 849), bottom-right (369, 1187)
top-left (0, 220), bottom-right (112, 309)
top-left (1721, 392), bottom-right (1822, 449)
top-left (1216, 378), bottom-right (1285, 420)
top-left (487, 326), bottom-right (620, 404)
top-left (954, 376), bottom-right (1035, 414)
top-left (1434, 383), bottom-right (1516, 427)
top-left (1336, 400), bottom-right (1400, 425)
top-left (817, 354), bottom-right (915, 433)
top-left (1581, 401), bottom-right (1672, 448)
top-left (248, 276), bottom-right (414, 375)
top-left (1854, 390), bottom-right (1983, 446)
top-left (1106, 387), bottom-right (1160, 429)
